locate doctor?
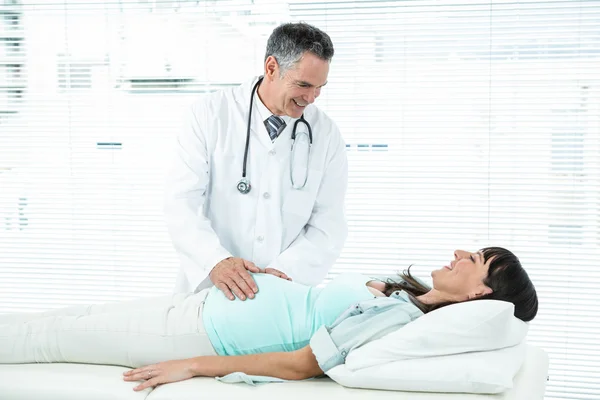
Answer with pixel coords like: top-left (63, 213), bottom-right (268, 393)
top-left (165, 22), bottom-right (348, 300)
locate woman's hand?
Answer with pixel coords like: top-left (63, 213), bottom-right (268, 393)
top-left (123, 358), bottom-right (197, 391)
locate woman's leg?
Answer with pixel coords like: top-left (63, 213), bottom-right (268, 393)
top-left (0, 290), bottom-right (216, 368)
top-left (0, 293), bottom-right (190, 324)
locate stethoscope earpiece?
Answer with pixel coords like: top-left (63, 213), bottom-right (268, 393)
top-left (237, 178), bottom-right (251, 194)
top-left (238, 77), bottom-right (312, 195)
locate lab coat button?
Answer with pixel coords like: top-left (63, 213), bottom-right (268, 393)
top-left (263, 192), bottom-right (271, 199)
top-left (257, 236), bottom-right (264, 242)
top-left (269, 150), bottom-right (276, 156)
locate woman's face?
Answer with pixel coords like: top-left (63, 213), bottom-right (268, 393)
top-left (430, 250), bottom-right (493, 301)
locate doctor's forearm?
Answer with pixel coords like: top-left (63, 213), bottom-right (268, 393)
top-left (166, 115), bottom-right (233, 278)
top-left (273, 152), bottom-right (348, 285)
top-left (190, 348), bottom-right (323, 380)
top-left (166, 197), bottom-right (232, 270)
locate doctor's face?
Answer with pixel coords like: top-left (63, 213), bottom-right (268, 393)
top-left (271, 52), bottom-right (329, 118)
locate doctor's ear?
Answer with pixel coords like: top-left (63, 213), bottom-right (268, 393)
top-left (264, 56), bottom-right (279, 79)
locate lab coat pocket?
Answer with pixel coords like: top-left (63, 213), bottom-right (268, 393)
top-left (282, 169), bottom-right (324, 220)
top-left (281, 169), bottom-right (323, 246)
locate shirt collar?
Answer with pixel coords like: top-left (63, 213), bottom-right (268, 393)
top-left (253, 89), bottom-right (292, 127)
top-left (389, 289), bottom-right (413, 303)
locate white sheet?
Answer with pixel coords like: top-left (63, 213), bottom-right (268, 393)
top-left (0, 345), bottom-right (548, 400)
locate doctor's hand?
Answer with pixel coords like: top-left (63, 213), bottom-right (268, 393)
top-left (210, 257), bottom-right (260, 301)
top-left (261, 267), bottom-right (292, 282)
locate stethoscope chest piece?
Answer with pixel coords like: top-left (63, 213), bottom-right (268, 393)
top-left (237, 178), bottom-right (252, 194)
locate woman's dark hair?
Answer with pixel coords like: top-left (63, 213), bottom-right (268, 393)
top-left (383, 247), bottom-right (538, 322)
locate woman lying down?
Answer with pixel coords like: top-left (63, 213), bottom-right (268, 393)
top-left (0, 247), bottom-right (538, 392)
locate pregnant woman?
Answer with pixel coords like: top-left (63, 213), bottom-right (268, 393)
top-left (0, 247), bottom-right (537, 392)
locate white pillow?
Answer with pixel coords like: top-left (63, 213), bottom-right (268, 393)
top-left (346, 299), bottom-right (528, 371)
top-left (326, 300), bottom-right (529, 394)
top-left (327, 341), bottom-right (527, 394)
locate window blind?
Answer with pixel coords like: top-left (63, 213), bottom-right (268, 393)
top-left (1, 1), bottom-right (599, 399)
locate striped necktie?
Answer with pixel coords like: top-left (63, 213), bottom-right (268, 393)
top-left (264, 115), bottom-right (286, 140)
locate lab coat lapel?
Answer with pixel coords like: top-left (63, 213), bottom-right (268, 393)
top-left (233, 76), bottom-right (275, 151)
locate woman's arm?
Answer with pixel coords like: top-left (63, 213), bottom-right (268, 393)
top-left (123, 346), bottom-right (323, 391)
top-left (367, 280), bottom-right (387, 296)
top-left (193, 345), bottom-right (322, 380)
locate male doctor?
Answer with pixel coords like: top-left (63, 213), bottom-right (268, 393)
top-left (165, 22), bottom-right (348, 300)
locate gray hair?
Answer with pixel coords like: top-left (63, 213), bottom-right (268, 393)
top-left (265, 22), bottom-right (334, 76)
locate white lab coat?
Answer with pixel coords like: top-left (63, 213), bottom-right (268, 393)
top-left (165, 76), bottom-right (348, 293)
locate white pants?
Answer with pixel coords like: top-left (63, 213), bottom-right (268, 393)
top-left (0, 290), bottom-right (217, 368)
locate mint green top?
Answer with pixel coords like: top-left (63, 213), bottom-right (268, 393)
top-left (202, 272), bottom-right (376, 356)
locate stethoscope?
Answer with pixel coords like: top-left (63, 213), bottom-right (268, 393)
top-left (237, 77), bottom-right (313, 195)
